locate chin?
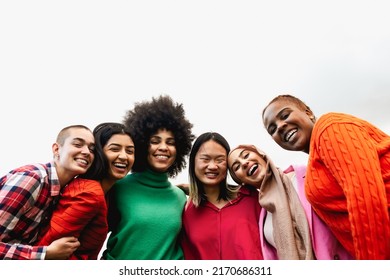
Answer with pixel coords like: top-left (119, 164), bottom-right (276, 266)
top-left (152, 167), bottom-right (169, 173)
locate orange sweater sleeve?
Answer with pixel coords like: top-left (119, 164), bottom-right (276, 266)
top-left (314, 115), bottom-right (389, 259)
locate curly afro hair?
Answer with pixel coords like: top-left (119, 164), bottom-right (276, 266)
top-left (123, 95), bottom-right (195, 177)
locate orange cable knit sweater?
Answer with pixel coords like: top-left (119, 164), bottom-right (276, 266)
top-left (305, 112), bottom-right (390, 259)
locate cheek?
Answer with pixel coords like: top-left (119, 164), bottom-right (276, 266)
top-left (194, 166), bottom-right (203, 178)
top-left (147, 146), bottom-right (154, 155)
top-left (146, 154), bottom-right (154, 166)
top-left (168, 149), bottom-right (177, 162)
top-left (272, 134), bottom-right (283, 145)
top-left (128, 155), bottom-right (135, 164)
top-left (169, 146), bottom-right (177, 156)
top-left (220, 164), bottom-right (227, 173)
top-left (235, 170), bottom-right (246, 181)
top-left (58, 148), bottom-right (71, 161)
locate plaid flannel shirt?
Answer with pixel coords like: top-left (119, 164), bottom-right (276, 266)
top-left (0, 162), bottom-right (60, 259)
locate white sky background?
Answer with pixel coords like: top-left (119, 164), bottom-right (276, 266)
top-left (1, 0), bottom-right (390, 185)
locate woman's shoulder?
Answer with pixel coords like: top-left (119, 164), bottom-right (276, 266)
top-left (4, 162), bottom-right (49, 179)
top-left (239, 184), bottom-right (259, 198)
top-left (113, 173), bottom-right (135, 186)
top-left (65, 178), bottom-right (103, 195)
top-left (171, 182), bottom-right (188, 200)
top-left (69, 177), bottom-right (99, 187)
top-left (316, 112), bottom-right (367, 130)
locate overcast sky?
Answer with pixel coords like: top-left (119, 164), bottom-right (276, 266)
top-left (1, 1), bottom-right (390, 185)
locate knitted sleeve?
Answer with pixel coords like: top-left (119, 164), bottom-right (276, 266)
top-left (316, 119), bottom-right (389, 259)
top-left (38, 180), bottom-right (101, 247)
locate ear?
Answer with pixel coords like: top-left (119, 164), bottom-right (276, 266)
top-left (52, 142), bottom-right (59, 158)
top-left (305, 109), bottom-right (316, 122)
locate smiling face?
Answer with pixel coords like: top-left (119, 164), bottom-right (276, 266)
top-left (147, 128), bottom-right (176, 173)
top-left (228, 147), bottom-right (267, 187)
top-left (53, 127), bottom-right (95, 186)
top-left (194, 139), bottom-right (228, 188)
top-left (262, 100), bottom-right (315, 153)
top-left (104, 134), bottom-right (135, 180)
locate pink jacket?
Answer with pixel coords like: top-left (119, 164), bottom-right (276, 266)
top-left (260, 165), bottom-right (353, 260)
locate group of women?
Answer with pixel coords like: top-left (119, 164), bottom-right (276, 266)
top-left (1, 94), bottom-right (389, 260)
top-left (181, 94), bottom-right (389, 260)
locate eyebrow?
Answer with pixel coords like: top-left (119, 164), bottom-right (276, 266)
top-left (72, 137), bottom-right (88, 143)
top-left (71, 138), bottom-right (95, 150)
top-left (107, 143), bottom-right (135, 148)
top-left (266, 107), bottom-right (288, 129)
top-left (231, 149), bottom-right (246, 168)
top-left (150, 135), bottom-right (174, 140)
top-left (276, 107), bottom-right (289, 118)
top-left (237, 149), bottom-right (244, 158)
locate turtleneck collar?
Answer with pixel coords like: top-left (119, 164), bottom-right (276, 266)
top-left (132, 168), bottom-right (171, 189)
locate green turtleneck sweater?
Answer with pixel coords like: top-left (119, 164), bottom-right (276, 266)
top-left (104, 169), bottom-right (187, 260)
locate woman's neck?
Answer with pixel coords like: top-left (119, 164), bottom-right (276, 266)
top-left (100, 177), bottom-right (116, 194)
top-left (204, 184), bottom-right (231, 209)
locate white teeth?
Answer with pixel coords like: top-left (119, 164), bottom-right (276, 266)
top-left (285, 129), bottom-right (297, 142)
top-left (156, 155), bottom-right (168, 159)
top-left (114, 163), bottom-right (127, 168)
top-left (76, 159), bottom-right (88, 165)
top-left (248, 164), bottom-right (258, 176)
top-left (205, 172), bottom-right (218, 178)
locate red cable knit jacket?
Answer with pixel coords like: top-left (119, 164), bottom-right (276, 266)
top-left (37, 178), bottom-right (108, 259)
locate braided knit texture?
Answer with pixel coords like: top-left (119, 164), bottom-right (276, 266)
top-left (305, 112), bottom-right (390, 259)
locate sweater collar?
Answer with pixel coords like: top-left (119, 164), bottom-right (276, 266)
top-left (133, 168), bottom-right (171, 188)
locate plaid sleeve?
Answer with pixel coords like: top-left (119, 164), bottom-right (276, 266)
top-left (0, 170), bottom-right (47, 259)
top-left (0, 242), bottom-right (46, 260)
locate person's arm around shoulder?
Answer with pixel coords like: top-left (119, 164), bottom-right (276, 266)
top-left (176, 183), bottom-right (189, 196)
